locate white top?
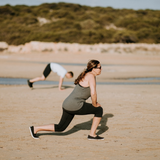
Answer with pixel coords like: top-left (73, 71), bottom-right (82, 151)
top-left (50, 63), bottom-right (67, 78)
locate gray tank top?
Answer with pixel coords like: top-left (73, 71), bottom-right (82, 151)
top-left (62, 84), bottom-right (91, 111)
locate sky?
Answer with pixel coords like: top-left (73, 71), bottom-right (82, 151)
top-left (0, 0), bottom-right (160, 10)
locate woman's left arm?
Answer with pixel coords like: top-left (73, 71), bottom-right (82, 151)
top-left (89, 74), bottom-right (99, 107)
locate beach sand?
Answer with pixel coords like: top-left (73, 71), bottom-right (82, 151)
top-left (0, 51), bottom-right (160, 160)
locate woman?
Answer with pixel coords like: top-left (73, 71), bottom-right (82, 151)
top-left (29, 60), bottom-right (103, 140)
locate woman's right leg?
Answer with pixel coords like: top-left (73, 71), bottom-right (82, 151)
top-left (33, 108), bottom-right (74, 134)
top-left (34, 124), bottom-right (55, 134)
top-left (54, 109), bottom-right (74, 132)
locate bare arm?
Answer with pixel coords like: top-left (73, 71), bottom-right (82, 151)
top-left (89, 74), bottom-right (100, 107)
top-left (59, 77), bottom-right (64, 90)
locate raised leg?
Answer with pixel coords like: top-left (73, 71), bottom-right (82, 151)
top-left (30, 75), bottom-right (45, 83)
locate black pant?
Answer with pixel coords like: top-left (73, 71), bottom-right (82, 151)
top-left (54, 102), bottom-right (103, 132)
top-left (43, 63), bottom-right (51, 78)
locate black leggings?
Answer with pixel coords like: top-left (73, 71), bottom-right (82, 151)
top-left (54, 102), bottom-right (103, 132)
top-left (43, 63), bottom-right (51, 78)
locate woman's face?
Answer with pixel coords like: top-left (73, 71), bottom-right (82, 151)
top-left (93, 63), bottom-right (102, 75)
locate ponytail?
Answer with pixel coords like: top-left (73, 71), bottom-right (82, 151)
top-left (74, 69), bottom-right (88, 85)
top-left (74, 59), bottom-right (100, 85)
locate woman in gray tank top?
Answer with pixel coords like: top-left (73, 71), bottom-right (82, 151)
top-left (29, 60), bottom-right (104, 140)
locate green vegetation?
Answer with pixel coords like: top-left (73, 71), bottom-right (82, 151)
top-left (0, 3), bottom-right (160, 45)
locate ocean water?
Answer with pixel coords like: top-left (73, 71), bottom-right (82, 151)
top-left (0, 77), bottom-right (160, 85)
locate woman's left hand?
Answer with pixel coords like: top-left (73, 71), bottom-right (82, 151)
top-left (96, 102), bottom-right (101, 107)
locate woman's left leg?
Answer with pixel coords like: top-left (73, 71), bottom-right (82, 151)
top-left (90, 117), bottom-right (102, 137)
top-left (69, 103), bottom-right (103, 137)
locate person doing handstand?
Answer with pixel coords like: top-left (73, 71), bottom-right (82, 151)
top-left (29, 60), bottom-right (103, 140)
top-left (27, 62), bottom-right (74, 90)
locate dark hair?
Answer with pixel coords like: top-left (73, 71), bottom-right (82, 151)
top-left (74, 60), bottom-right (100, 85)
top-left (68, 71), bottom-right (74, 77)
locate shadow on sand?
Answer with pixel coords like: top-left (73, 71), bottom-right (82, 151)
top-left (31, 85), bottom-right (74, 90)
top-left (37, 113), bottom-right (114, 137)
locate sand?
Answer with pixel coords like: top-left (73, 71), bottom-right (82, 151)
top-left (0, 51), bottom-right (160, 160)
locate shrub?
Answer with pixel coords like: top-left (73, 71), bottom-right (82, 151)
top-left (0, 2), bottom-right (160, 45)
top-left (112, 30), bottom-right (138, 43)
top-left (81, 19), bottom-right (100, 29)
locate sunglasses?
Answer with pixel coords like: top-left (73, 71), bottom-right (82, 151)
top-left (94, 66), bottom-right (102, 69)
